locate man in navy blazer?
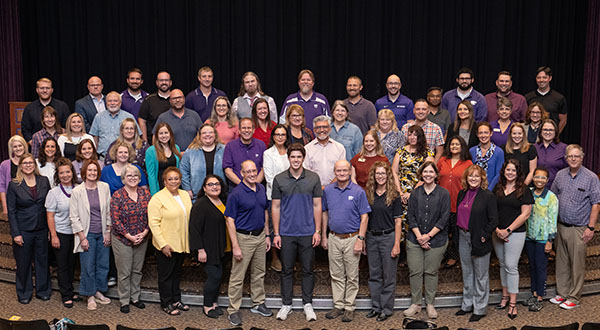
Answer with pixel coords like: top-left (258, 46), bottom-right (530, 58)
top-left (75, 76), bottom-right (106, 132)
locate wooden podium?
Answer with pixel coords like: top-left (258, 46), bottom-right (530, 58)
top-left (9, 102), bottom-right (29, 137)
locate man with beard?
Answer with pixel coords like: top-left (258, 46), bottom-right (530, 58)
top-left (425, 87), bottom-right (451, 135)
top-left (375, 74), bottom-right (414, 129)
top-left (185, 66), bottom-right (227, 122)
top-left (120, 68), bottom-right (148, 119)
top-left (138, 71), bottom-right (172, 142)
top-left (75, 76), bottom-right (106, 132)
top-left (442, 67), bottom-right (487, 122)
top-left (232, 71), bottom-right (277, 121)
top-left (223, 118), bottom-right (267, 188)
top-left (304, 116), bottom-right (346, 187)
top-left (485, 71), bottom-right (527, 123)
top-left (21, 78), bottom-right (71, 142)
top-left (153, 89), bottom-right (202, 152)
top-left (343, 76), bottom-right (377, 135)
top-left (525, 66), bottom-right (568, 134)
top-left (279, 69), bottom-right (330, 132)
top-left (89, 91), bottom-right (140, 159)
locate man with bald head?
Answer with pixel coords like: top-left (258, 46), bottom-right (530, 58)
top-left (375, 74), bottom-right (414, 129)
top-left (89, 91), bottom-right (140, 159)
top-left (322, 160), bottom-right (370, 322)
top-left (75, 76), bottom-right (106, 132)
top-left (153, 89), bottom-right (202, 151)
top-left (21, 77), bottom-right (71, 142)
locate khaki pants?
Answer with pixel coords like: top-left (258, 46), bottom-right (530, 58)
top-left (406, 240), bottom-right (447, 305)
top-left (227, 231), bottom-right (266, 313)
top-left (111, 235), bottom-right (148, 306)
top-left (328, 233), bottom-right (361, 311)
top-left (556, 224), bottom-right (587, 304)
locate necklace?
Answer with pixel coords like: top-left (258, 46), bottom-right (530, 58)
top-left (59, 184), bottom-right (72, 198)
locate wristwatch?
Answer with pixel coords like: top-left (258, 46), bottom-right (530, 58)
top-left (315, 230), bottom-right (322, 235)
top-left (587, 225), bottom-right (595, 231)
top-left (506, 228), bottom-right (512, 235)
top-left (357, 235), bottom-right (365, 241)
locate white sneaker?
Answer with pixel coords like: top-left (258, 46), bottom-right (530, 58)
top-left (550, 295), bottom-right (565, 304)
top-left (303, 303), bottom-right (317, 321)
top-left (277, 305), bottom-right (293, 320)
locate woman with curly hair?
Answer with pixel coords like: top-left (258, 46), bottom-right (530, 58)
top-left (364, 161), bottom-right (402, 322)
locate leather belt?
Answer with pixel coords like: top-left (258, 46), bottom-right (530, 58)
top-left (330, 231), bottom-right (359, 239)
top-left (369, 228), bottom-right (395, 236)
top-left (236, 228), bottom-right (264, 236)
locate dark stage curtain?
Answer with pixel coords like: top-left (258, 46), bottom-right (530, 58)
top-left (16, 0), bottom-right (587, 149)
top-left (0, 0), bottom-right (24, 160)
top-left (582, 0), bottom-right (600, 172)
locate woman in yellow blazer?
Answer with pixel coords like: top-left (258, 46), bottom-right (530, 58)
top-left (148, 166), bottom-right (191, 316)
top-left (69, 159), bottom-right (112, 310)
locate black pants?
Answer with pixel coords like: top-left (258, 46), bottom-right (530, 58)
top-left (280, 235), bottom-right (314, 305)
top-left (203, 263), bottom-right (223, 307)
top-left (156, 250), bottom-right (184, 308)
top-left (13, 229), bottom-right (51, 300)
top-left (445, 212), bottom-right (460, 260)
top-left (55, 233), bottom-right (76, 301)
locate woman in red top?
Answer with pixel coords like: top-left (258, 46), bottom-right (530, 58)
top-left (437, 135), bottom-right (472, 267)
top-left (252, 98), bottom-right (276, 147)
top-left (351, 129), bottom-right (389, 190)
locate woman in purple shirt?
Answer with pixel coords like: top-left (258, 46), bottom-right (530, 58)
top-left (455, 164), bottom-right (498, 322)
top-left (490, 97), bottom-right (513, 147)
top-left (534, 119), bottom-right (567, 187)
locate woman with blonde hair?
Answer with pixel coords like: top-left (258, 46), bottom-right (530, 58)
top-left (104, 118), bottom-right (149, 171)
top-left (206, 96), bottom-right (239, 144)
top-left (145, 122), bottom-right (181, 195)
top-left (58, 113), bottom-right (95, 161)
top-left (7, 153), bottom-right (51, 303)
top-left (503, 123), bottom-right (537, 185)
top-left (0, 135), bottom-right (28, 216)
top-left (284, 104), bottom-right (314, 146)
top-left (351, 129), bottom-right (388, 189)
top-left (364, 161), bottom-right (402, 321)
top-left (101, 141), bottom-right (148, 195)
top-left (374, 109), bottom-right (405, 162)
top-left (181, 123), bottom-right (226, 201)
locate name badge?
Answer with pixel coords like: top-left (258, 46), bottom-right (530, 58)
top-left (493, 128), bottom-right (501, 133)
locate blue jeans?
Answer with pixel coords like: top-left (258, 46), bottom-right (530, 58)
top-left (79, 232), bottom-right (109, 296)
top-left (525, 239), bottom-right (549, 296)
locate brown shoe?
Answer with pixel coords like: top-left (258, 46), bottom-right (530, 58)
top-left (341, 310), bottom-right (354, 322)
top-left (403, 304), bottom-right (421, 317)
top-left (325, 308), bottom-right (344, 319)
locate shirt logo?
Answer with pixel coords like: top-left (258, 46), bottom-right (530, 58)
top-left (314, 104), bottom-right (318, 108)
top-left (471, 100), bottom-right (477, 105)
top-left (255, 153), bottom-right (259, 158)
top-left (348, 195), bottom-right (354, 201)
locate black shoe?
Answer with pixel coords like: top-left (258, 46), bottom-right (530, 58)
top-left (508, 303), bottom-right (517, 320)
top-left (72, 295), bottom-right (83, 302)
top-left (36, 295), bottom-right (50, 301)
top-left (496, 296), bottom-right (509, 310)
top-left (376, 313), bottom-right (390, 322)
top-left (131, 300), bottom-right (146, 309)
top-left (250, 303), bottom-right (273, 317)
top-left (469, 314), bottom-right (485, 322)
top-left (18, 298), bottom-right (31, 304)
top-left (203, 308), bottom-right (220, 319)
top-left (228, 312), bottom-right (242, 326)
top-left (215, 306), bottom-right (224, 315)
top-left (120, 304), bottom-right (130, 314)
top-left (455, 309), bottom-right (471, 316)
top-left (366, 309), bottom-right (380, 318)
top-left (63, 300), bottom-right (74, 308)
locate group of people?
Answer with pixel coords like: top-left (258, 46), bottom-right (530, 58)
top-left (1, 64), bottom-right (598, 326)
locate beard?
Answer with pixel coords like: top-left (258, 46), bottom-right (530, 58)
top-left (458, 82), bottom-right (472, 91)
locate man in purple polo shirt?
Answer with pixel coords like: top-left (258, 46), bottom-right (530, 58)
top-left (442, 67), bottom-right (488, 122)
top-left (344, 76), bottom-right (377, 134)
top-left (322, 160), bottom-right (371, 323)
top-left (223, 118), bottom-right (266, 187)
top-left (375, 74), bottom-right (414, 129)
top-left (485, 71), bottom-right (527, 123)
top-left (225, 159), bottom-right (273, 326)
top-left (120, 68), bottom-right (148, 119)
top-left (272, 143), bottom-right (322, 322)
top-left (279, 69), bottom-right (330, 131)
top-left (185, 66), bottom-right (227, 122)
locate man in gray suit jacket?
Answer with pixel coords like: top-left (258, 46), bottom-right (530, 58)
top-left (75, 76), bottom-right (106, 132)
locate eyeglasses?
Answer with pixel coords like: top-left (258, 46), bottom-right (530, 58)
top-left (290, 114), bottom-right (303, 118)
top-left (206, 182), bottom-right (220, 187)
top-left (542, 128), bottom-right (555, 132)
top-left (314, 125), bottom-right (329, 131)
top-left (386, 82), bottom-right (401, 86)
top-left (533, 175), bottom-right (548, 180)
top-left (126, 174), bottom-right (140, 179)
top-left (22, 161), bottom-right (35, 166)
